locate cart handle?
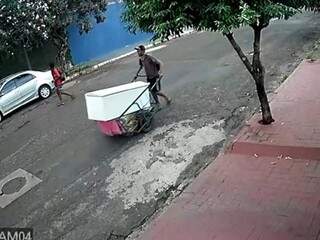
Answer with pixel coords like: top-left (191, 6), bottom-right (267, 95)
top-left (137, 74), bottom-right (147, 78)
top-left (131, 74), bottom-right (163, 82)
top-left (119, 85), bottom-right (150, 119)
top-left (131, 74), bottom-right (146, 82)
top-left (120, 75), bottom-right (162, 118)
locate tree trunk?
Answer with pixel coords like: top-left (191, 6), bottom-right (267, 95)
top-left (23, 47), bottom-right (32, 70)
top-left (51, 27), bottom-right (70, 72)
top-left (225, 29), bottom-right (274, 125)
top-left (252, 26), bottom-right (274, 125)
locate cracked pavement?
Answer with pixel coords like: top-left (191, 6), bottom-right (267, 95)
top-left (1, 13), bottom-right (320, 240)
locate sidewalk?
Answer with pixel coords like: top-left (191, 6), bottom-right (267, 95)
top-left (138, 60), bottom-right (320, 240)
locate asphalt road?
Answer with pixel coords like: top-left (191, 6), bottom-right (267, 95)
top-left (1, 13), bottom-right (320, 240)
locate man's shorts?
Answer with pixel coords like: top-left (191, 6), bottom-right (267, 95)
top-left (147, 77), bottom-right (161, 93)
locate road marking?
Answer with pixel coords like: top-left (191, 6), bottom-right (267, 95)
top-left (0, 169), bottom-right (42, 208)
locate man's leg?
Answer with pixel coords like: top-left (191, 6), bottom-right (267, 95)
top-left (157, 92), bottom-right (172, 104)
top-left (61, 90), bottom-right (75, 100)
top-left (148, 78), bottom-right (159, 104)
top-left (56, 88), bottom-right (64, 105)
top-left (154, 76), bottom-right (171, 104)
top-left (151, 88), bottom-right (160, 104)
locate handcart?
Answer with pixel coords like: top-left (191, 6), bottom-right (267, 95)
top-left (85, 76), bottom-right (160, 136)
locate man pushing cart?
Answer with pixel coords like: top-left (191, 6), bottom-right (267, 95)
top-left (85, 45), bottom-right (172, 136)
top-left (133, 45), bottom-right (171, 105)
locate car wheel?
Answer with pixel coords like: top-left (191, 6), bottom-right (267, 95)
top-left (39, 85), bottom-right (51, 99)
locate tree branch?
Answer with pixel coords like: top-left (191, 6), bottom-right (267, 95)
top-left (225, 33), bottom-right (253, 76)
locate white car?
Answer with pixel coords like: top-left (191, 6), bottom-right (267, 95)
top-left (0, 70), bottom-right (55, 122)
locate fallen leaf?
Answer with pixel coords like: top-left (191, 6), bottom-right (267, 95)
top-left (254, 154), bottom-right (259, 158)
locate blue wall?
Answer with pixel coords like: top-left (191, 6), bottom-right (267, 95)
top-left (68, 3), bottom-right (153, 65)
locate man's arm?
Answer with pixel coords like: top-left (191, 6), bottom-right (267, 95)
top-left (150, 56), bottom-right (163, 75)
top-left (158, 60), bottom-right (163, 75)
top-left (135, 65), bottom-right (143, 76)
top-left (133, 60), bottom-right (143, 81)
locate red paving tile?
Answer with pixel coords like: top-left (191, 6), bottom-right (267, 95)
top-left (141, 155), bottom-right (320, 240)
top-left (138, 61), bottom-right (320, 240)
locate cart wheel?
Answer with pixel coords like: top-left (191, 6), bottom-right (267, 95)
top-left (142, 119), bottom-right (153, 133)
top-left (141, 111), bottom-right (153, 133)
top-left (141, 118), bottom-right (152, 133)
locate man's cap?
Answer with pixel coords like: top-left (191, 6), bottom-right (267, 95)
top-left (134, 45), bottom-right (145, 51)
